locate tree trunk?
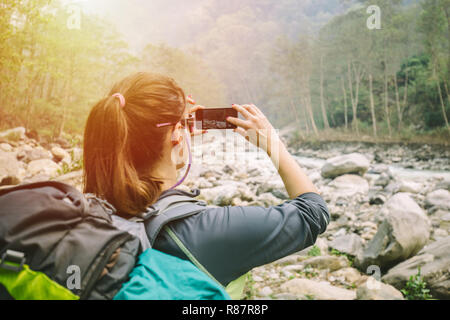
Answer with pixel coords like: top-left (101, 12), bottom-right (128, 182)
top-left (444, 79), bottom-right (450, 105)
top-left (341, 77), bottom-right (348, 130)
top-left (444, 6), bottom-right (450, 85)
top-left (287, 86), bottom-right (301, 129)
top-left (320, 55), bottom-right (330, 130)
top-left (394, 73), bottom-right (402, 131)
top-left (369, 73), bottom-right (377, 138)
top-left (383, 67), bottom-right (392, 137)
top-left (347, 60), bottom-right (360, 135)
top-left (303, 85), bottom-right (318, 136)
top-left (437, 79), bottom-right (449, 129)
top-left (401, 69), bottom-right (409, 129)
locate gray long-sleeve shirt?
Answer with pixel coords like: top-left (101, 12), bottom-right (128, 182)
top-left (152, 189), bottom-right (330, 287)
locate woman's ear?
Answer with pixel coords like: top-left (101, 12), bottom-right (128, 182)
top-left (171, 123), bottom-right (183, 146)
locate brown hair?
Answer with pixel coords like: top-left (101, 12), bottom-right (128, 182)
top-left (83, 72), bottom-right (186, 216)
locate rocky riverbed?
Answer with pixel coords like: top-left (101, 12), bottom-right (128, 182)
top-left (0, 127), bottom-right (449, 300)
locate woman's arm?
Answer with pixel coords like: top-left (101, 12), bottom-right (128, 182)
top-left (227, 104), bottom-right (318, 198)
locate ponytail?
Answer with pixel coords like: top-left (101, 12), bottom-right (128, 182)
top-left (83, 72), bottom-right (186, 216)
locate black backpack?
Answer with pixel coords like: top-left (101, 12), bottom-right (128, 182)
top-left (0, 181), bottom-right (141, 300)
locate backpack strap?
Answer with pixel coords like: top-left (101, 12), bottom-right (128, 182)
top-left (142, 195), bottom-right (207, 247)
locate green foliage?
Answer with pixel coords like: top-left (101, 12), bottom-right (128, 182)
top-left (401, 268), bottom-right (433, 300)
top-left (243, 273), bottom-right (257, 300)
top-left (307, 245), bottom-right (321, 257)
top-left (329, 249), bottom-right (355, 267)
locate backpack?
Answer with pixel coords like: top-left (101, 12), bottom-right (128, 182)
top-left (0, 181), bottom-right (232, 300)
top-left (102, 192), bottom-right (246, 300)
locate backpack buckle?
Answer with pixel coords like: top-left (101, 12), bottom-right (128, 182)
top-left (139, 206), bottom-right (159, 220)
top-left (0, 250), bottom-right (26, 272)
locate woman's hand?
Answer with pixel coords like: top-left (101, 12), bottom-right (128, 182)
top-left (187, 96), bottom-right (207, 137)
top-left (226, 104), bottom-right (282, 156)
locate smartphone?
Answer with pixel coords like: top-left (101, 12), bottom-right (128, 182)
top-left (195, 108), bottom-right (238, 130)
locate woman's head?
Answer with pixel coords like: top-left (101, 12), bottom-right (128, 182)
top-left (83, 72), bottom-right (187, 216)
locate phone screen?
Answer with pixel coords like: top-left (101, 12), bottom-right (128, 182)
top-left (195, 108), bottom-right (238, 130)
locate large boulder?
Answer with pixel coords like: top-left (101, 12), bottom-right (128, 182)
top-left (356, 193), bottom-right (431, 271)
top-left (425, 189), bottom-right (450, 210)
top-left (321, 153), bottom-right (370, 179)
top-left (329, 233), bottom-right (364, 257)
top-left (280, 278), bottom-right (356, 300)
top-left (382, 236), bottom-right (450, 300)
top-left (328, 174), bottom-right (369, 197)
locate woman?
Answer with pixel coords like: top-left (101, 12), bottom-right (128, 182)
top-left (83, 72), bottom-right (330, 297)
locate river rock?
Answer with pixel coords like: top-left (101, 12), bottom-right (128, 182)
top-left (328, 174), bottom-right (369, 197)
top-left (356, 280), bottom-right (404, 300)
top-left (0, 127), bottom-right (26, 141)
top-left (330, 267), bottom-right (363, 285)
top-left (398, 180), bottom-right (422, 194)
top-left (425, 189), bottom-right (450, 210)
top-left (329, 233), bottom-right (364, 257)
top-left (17, 146), bottom-right (52, 163)
top-left (27, 159), bottom-right (61, 178)
top-left (321, 153), bottom-right (370, 179)
top-left (0, 150), bottom-right (25, 186)
top-left (356, 193), bottom-right (431, 271)
top-left (51, 146), bottom-right (71, 164)
top-left (382, 236), bottom-right (450, 299)
top-left (301, 255), bottom-right (349, 272)
top-left (280, 279), bottom-right (356, 300)
top-left (0, 143), bottom-right (13, 152)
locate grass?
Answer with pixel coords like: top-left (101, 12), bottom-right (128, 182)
top-left (56, 150), bottom-right (84, 176)
top-left (329, 248), bottom-right (355, 267)
top-left (401, 268), bottom-right (433, 300)
top-left (307, 245), bottom-right (321, 257)
top-left (243, 273), bottom-right (257, 300)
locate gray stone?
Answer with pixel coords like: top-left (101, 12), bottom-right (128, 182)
top-left (51, 146), bottom-right (71, 164)
top-left (0, 150), bottom-right (24, 186)
top-left (328, 174), bottom-right (369, 197)
top-left (382, 237), bottom-right (450, 300)
top-left (0, 127), bottom-right (26, 141)
top-left (27, 159), bottom-right (61, 178)
top-left (425, 189), bottom-right (450, 210)
top-left (280, 279), bottom-right (356, 300)
top-left (356, 193), bottom-right (431, 271)
top-left (356, 280), bottom-right (404, 300)
top-left (17, 146), bottom-right (52, 163)
top-left (329, 234), bottom-right (364, 257)
top-left (0, 143), bottom-right (13, 152)
top-left (301, 255), bottom-right (349, 272)
top-left (398, 180), bottom-right (422, 194)
top-left (321, 153), bottom-right (370, 179)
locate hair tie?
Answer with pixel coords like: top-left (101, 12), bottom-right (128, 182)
top-left (112, 93), bottom-right (126, 108)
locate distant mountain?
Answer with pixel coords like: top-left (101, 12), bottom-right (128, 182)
top-left (81, 0), bottom-right (357, 50)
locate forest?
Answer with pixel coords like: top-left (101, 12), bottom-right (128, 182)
top-left (0, 0), bottom-right (449, 144)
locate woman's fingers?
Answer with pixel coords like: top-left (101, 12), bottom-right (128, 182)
top-left (226, 116), bottom-right (252, 130)
top-left (233, 127), bottom-right (249, 141)
top-left (189, 104), bottom-right (205, 114)
top-left (250, 104), bottom-right (265, 117)
top-left (232, 104), bottom-right (254, 120)
top-left (243, 104), bottom-right (258, 116)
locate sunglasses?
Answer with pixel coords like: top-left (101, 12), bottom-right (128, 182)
top-left (156, 114), bottom-right (195, 134)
